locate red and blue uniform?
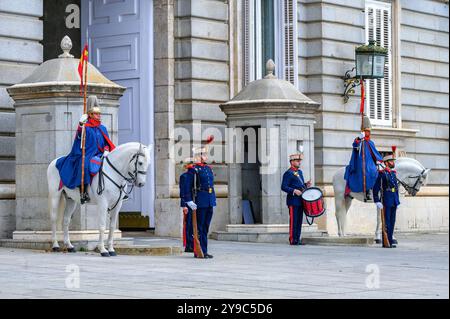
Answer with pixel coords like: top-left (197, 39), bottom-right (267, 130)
top-left (373, 167), bottom-right (400, 247)
top-left (56, 118), bottom-right (115, 189)
top-left (344, 137), bottom-right (382, 193)
top-left (184, 163), bottom-right (216, 257)
top-left (179, 170), bottom-right (193, 252)
top-left (281, 166), bottom-right (306, 245)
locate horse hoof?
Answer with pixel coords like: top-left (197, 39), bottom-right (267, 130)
top-left (375, 239), bottom-right (381, 244)
top-left (100, 252), bottom-right (110, 257)
top-left (67, 247), bottom-right (76, 253)
top-left (52, 247), bottom-right (60, 252)
top-left (108, 251), bottom-right (117, 257)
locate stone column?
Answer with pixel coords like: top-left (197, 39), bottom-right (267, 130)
top-left (7, 36), bottom-right (125, 240)
top-left (154, 0), bottom-right (177, 236)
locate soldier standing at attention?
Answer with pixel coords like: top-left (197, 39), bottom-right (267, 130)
top-left (179, 158), bottom-right (194, 253)
top-left (184, 137), bottom-right (216, 259)
top-left (373, 147), bottom-right (400, 248)
top-left (281, 153), bottom-right (311, 245)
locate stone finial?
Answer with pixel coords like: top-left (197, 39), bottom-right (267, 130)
top-left (58, 36), bottom-right (74, 58)
top-left (264, 59), bottom-right (276, 79)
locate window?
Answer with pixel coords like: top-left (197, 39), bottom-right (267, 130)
top-left (243, 0), bottom-right (298, 86)
top-left (365, 0), bottom-right (393, 126)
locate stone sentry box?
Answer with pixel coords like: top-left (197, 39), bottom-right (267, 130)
top-left (6, 36), bottom-right (125, 241)
top-left (219, 61), bottom-right (320, 227)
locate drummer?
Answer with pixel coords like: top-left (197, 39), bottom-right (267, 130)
top-left (281, 153), bottom-right (312, 245)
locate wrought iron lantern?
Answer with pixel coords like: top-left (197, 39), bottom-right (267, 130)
top-left (343, 40), bottom-right (388, 103)
top-left (355, 40), bottom-right (388, 79)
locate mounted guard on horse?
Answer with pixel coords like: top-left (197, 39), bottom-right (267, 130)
top-left (55, 95), bottom-right (115, 204)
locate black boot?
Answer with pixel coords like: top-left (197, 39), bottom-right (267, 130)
top-left (80, 185), bottom-right (90, 205)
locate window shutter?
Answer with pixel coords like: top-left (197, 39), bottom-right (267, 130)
top-left (282, 0), bottom-right (297, 86)
top-left (365, 0), bottom-right (392, 126)
top-left (244, 0), bottom-right (251, 86)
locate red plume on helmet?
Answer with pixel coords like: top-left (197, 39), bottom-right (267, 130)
top-left (205, 135), bottom-right (214, 145)
top-left (392, 145), bottom-right (397, 159)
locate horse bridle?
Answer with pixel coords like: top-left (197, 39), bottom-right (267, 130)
top-left (97, 144), bottom-right (147, 211)
top-left (396, 169), bottom-right (425, 196)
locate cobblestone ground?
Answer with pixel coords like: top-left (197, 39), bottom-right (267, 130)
top-left (0, 233), bottom-right (447, 299)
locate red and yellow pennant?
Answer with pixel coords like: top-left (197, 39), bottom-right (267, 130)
top-left (78, 44), bottom-right (89, 95)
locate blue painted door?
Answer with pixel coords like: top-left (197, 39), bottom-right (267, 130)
top-left (81, 0), bottom-right (154, 226)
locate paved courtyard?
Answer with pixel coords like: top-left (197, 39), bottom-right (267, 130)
top-left (0, 233), bottom-right (447, 299)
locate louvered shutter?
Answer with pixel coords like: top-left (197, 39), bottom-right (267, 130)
top-left (282, 0), bottom-right (297, 86)
top-left (244, 0), bottom-right (251, 86)
top-left (365, 0), bottom-right (392, 126)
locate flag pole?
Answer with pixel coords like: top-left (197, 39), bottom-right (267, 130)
top-left (80, 32), bottom-right (89, 201)
top-left (360, 77), bottom-right (367, 201)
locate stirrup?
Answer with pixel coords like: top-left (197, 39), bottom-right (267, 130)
top-left (80, 193), bottom-right (90, 205)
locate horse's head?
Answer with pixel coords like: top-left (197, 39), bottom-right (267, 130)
top-left (127, 144), bottom-right (151, 187)
top-left (395, 157), bottom-right (431, 196)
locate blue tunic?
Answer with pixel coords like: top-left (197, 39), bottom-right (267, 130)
top-left (281, 167), bottom-right (306, 207)
top-left (184, 164), bottom-right (216, 209)
top-left (56, 123), bottom-right (114, 189)
top-left (344, 138), bottom-right (382, 193)
top-left (373, 169), bottom-right (400, 207)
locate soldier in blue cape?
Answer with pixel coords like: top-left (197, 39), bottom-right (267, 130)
top-left (281, 153), bottom-right (311, 245)
top-left (184, 140), bottom-right (216, 259)
top-left (344, 115), bottom-right (383, 201)
top-left (179, 158), bottom-right (194, 253)
top-left (56, 96), bottom-right (115, 204)
top-left (373, 149), bottom-right (400, 248)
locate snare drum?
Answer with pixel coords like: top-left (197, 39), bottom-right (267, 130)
top-left (302, 187), bottom-right (326, 218)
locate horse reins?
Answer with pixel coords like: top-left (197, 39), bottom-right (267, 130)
top-left (97, 144), bottom-right (147, 211)
top-left (396, 169), bottom-right (425, 195)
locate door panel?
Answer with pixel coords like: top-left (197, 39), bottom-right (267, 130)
top-left (81, 0), bottom-right (154, 224)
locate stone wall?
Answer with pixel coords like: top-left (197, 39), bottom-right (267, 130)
top-left (155, 0), bottom-right (230, 237)
top-left (297, 0), bottom-right (449, 233)
top-left (399, 0), bottom-right (449, 186)
top-left (0, 0), bottom-right (43, 238)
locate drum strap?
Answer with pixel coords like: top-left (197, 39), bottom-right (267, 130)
top-left (305, 215), bottom-right (315, 226)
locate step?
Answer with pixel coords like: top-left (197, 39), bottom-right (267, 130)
top-left (0, 237), bottom-right (134, 251)
top-left (211, 229), bottom-right (328, 244)
top-left (225, 224), bottom-right (318, 233)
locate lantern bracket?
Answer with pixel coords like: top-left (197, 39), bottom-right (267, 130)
top-left (343, 67), bottom-right (362, 104)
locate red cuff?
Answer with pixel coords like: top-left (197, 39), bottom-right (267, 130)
top-left (104, 146), bottom-right (110, 152)
top-left (354, 138), bottom-right (361, 144)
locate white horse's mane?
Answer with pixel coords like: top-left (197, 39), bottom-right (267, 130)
top-left (396, 156), bottom-right (425, 170)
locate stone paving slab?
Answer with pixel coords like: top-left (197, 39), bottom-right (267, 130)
top-left (0, 233), bottom-right (447, 299)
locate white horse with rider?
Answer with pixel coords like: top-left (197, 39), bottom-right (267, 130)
top-left (47, 142), bottom-right (151, 257)
top-left (332, 156), bottom-right (430, 241)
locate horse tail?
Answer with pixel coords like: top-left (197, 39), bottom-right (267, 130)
top-left (47, 159), bottom-right (64, 223)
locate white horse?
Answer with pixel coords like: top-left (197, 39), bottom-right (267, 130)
top-left (332, 157), bottom-right (430, 240)
top-left (47, 142), bottom-right (151, 257)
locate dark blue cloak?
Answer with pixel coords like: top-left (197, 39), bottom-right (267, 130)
top-left (344, 138), bottom-right (382, 193)
top-left (56, 123), bottom-right (114, 189)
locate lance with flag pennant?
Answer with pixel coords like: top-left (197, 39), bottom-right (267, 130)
top-left (79, 42), bottom-right (89, 203)
top-left (78, 44), bottom-right (89, 96)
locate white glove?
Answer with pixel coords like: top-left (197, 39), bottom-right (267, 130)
top-left (375, 202), bottom-right (383, 210)
top-left (186, 201), bottom-right (197, 210)
top-left (359, 132), bottom-right (365, 139)
top-left (103, 150), bottom-right (110, 158)
top-left (377, 162), bottom-right (385, 171)
top-left (79, 114), bottom-right (88, 125)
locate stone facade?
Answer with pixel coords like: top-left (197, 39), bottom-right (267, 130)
top-left (0, 0), bottom-right (448, 239)
top-left (297, 0), bottom-right (449, 235)
top-left (0, 0), bottom-right (43, 238)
